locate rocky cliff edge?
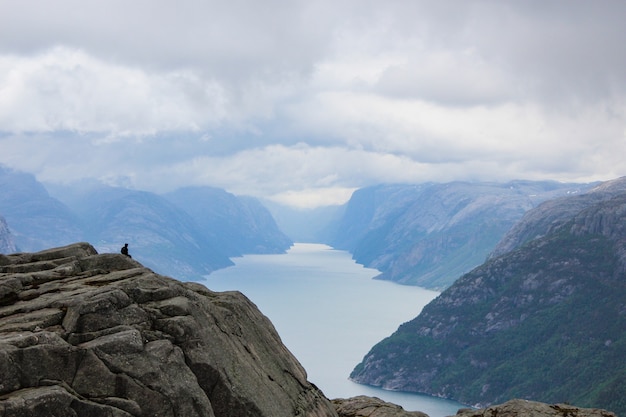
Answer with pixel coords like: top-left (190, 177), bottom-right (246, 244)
top-left (0, 242), bottom-right (336, 417)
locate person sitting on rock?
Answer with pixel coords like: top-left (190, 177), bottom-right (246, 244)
top-left (121, 243), bottom-right (131, 258)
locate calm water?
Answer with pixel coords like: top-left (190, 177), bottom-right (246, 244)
top-left (203, 243), bottom-right (467, 417)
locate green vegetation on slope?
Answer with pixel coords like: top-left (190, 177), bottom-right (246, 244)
top-left (351, 201), bottom-right (626, 415)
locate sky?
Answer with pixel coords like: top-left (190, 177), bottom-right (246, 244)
top-left (1, 0), bottom-right (625, 208)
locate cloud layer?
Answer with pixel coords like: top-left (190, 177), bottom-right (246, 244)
top-left (1, 0), bottom-right (625, 207)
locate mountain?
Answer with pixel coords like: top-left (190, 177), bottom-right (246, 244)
top-left (49, 184), bottom-right (293, 279)
top-left (0, 166), bottom-right (292, 279)
top-left (262, 200), bottom-right (345, 243)
top-left (0, 243), bottom-right (617, 417)
top-left (0, 214), bottom-right (17, 253)
top-left (164, 187), bottom-right (292, 255)
top-left (0, 166), bottom-right (83, 251)
top-left (58, 185), bottom-right (235, 279)
top-left (328, 181), bottom-right (593, 289)
top-left (489, 177), bottom-right (626, 259)
top-left (350, 178), bottom-right (626, 415)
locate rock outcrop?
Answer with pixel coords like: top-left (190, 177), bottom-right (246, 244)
top-left (454, 399), bottom-right (615, 417)
top-left (332, 396), bottom-right (428, 417)
top-left (332, 397), bottom-right (616, 417)
top-left (0, 243), bottom-right (336, 417)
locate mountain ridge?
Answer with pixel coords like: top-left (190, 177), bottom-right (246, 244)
top-left (350, 178), bottom-right (626, 415)
top-left (0, 166), bottom-right (83, 251)
top-left (0, 166), bottom-right (292, 280)
top-left (328, 180), bottom-right (594, 289)
top-left (489, 176), bottom-right (626, 260)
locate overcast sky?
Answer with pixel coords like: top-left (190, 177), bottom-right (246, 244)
top-left (1, 0), bottom-right (625, 208)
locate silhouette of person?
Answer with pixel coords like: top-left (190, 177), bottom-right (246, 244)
top-left (121, 243), bottom-right (131, 258)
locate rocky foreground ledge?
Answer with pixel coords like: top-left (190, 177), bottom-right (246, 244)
top-left (0, 243), bottom-right (336, 417)
top-left (0, 243), bottom-right (617, 417)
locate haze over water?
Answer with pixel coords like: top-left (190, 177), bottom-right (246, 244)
top-left (204, 243), bottom-right (467, 417)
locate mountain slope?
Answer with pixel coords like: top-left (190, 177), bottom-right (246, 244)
top-left (163, 187), bottom-right (292, 256)
top-left (489, 177), bottom-right (626, 259)
top-left (350, 179), bottom-right (626, 415)
top-left (0, 166), bottom-right (83, 251)
top-left (66, 185), bottom-right (235, 279)
top-left (0, 167), bottom-right (291, 279)
top-left (0, 215), bottom-right (17, 253)
top-left (329, 181), bottom-right (592, 289)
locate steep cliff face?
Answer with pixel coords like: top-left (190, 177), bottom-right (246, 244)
top-left (0, 243), bottom-right (336, 417)
top-left (329, 181), bottom-right (592, 289)
top-left (489, 177), bottom-right (626, 259)
top-left (350, 184), bottom-right (626, 415)
top-left (164, 187), bottom-right (293, 255)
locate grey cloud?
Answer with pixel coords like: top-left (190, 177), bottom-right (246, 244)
top-left (463, 1), bottom-right (626, 103)
top-left (373, 53), bottom-right (512, 106)
top-left (1, 0), bottom-right (625, 207)
top-left (0, 0), bottom-right (331, 79)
